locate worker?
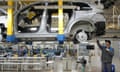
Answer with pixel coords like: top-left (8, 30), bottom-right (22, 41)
top-left (96, 40), bottom-right (114, 72)
top-left (18, 46), bottom-right (28, 57)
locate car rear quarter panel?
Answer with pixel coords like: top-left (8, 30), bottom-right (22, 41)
top-left (64, 17), bottom-right (95, 34)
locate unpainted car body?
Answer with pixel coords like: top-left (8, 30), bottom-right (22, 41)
top-left (0, 1), bottom-right (105, 43)
top-left (0, 8), bottom-right (7, 41)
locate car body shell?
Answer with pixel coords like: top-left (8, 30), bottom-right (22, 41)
top-left (1, 1), bottom-right (106, 42)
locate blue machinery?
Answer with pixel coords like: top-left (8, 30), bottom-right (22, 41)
top-left (6, 0), bottom-right (65, 43)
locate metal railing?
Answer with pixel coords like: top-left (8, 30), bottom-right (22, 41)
top-left (0, 57), bottom-right (51, 72)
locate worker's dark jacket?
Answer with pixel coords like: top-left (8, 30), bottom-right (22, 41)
top-left (97, 41), bottom-right (114, 63)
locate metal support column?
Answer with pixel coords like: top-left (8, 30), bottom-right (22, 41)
top-left (6, 0), bottom-right (15, 42)
top-left (57, 0), bottom-right (65, 44)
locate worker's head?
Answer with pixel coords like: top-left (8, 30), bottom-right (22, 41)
top-left (105, 40), bottom-right (111, 48)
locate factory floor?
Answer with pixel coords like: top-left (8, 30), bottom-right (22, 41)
top-left (0, 56), bottom-right (119, 72)
top-left (0, 42), bottom-right (120, 72)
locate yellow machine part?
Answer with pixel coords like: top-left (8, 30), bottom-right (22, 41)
top-left (58, 0), bottom-right (64, 34)
top-left (7, 0), bottom-right (14, 36)
top-left (27, 11), bottom-right (36, 19)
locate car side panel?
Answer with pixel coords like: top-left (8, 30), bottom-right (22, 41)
top-left (64, 11), bottom-right (95, 34)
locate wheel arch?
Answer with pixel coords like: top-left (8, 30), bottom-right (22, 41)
top-left (66, 18), bottom-right (95, 35)
top-left (67, 19), bottom-right (95, 44)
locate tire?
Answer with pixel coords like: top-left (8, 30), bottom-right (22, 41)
top-left (70, 23), bottom-right (94, 44)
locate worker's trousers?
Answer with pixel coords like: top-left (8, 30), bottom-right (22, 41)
top-left (102, 62), bottom-right (112, 72)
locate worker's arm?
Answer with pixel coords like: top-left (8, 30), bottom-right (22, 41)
top-left (96, 40), bottom-right (105, 49)
top-left (106, 48), bottom-right (114, 57)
